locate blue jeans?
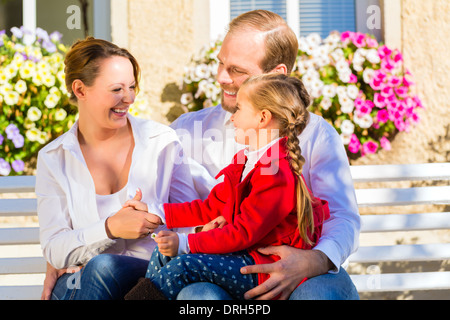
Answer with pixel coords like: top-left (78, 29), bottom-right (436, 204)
top-left (176, 268), bottom-right (360, 300)
top-left (51, 254), bottom-right (148, 300)
top-left (146, 248), bottom-right (258, 300)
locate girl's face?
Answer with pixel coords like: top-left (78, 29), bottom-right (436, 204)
top-left (77, 56), bottom-right (136, 130)
top-left (231, 89), bottom-right (262, 147)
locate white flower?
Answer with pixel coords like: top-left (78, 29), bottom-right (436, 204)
top-left (42, 75), bottom-right (56, 87)
top-left (363, 68), bottom-right (375, 84)
top-left (44, 92), bottom-right (60, 108)
top-left (19, 61), bottom-right (36, 79)
top-left (180, 92), bottom-right (194, 105)
top-left (4, 91), bottom-right (20, 105)
top-left (340, 101), bottom-right (355, 114)
top-left (331, 49), bottom-right (345, 62)
top-left (340, 133), bottom-right (352, 145)
top-left (55, 108), bottom-right (67, 121)
top-left (338, 69), bottom-right (352, 83)
top-left (306, 33), bottom-right (322, 47)
top-left (195, 64), bottom-right (211, 79)
top-left (340, 120), bottom-right (355, 135)
top-left (354, 114), bottom-right (373, 129)
top-left (0, 83), bottom-right (13, 95)
top-left (27, 106), bottom-right (42, 121)
top-left (26, 128), bottom-right (40, 141)
top-left (0, 70), bottom-right (8, 84)
top-left (37, 131), bottom-right (48, 144)
top-left (3, 64), bottom-right (17, 79)
top-left (14, 79), bottom-right (27, 94)
top-left (322, 85), bottom-right (336, 98)
top-left (366, 49), bottom-right (381, 64)
top-left (320, 97), bottom-right (332, 110)
top-left (346, 85), bottom-right (359, 100)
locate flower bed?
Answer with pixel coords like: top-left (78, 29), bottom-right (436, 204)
top-left (179, 32), bottom-right (424, 159)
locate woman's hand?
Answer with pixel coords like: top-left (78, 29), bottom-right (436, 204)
top-left (154, 230), bottom-right (179, 257)
top-left (240, 246), bottom-right (333, 300)
top-left (41, 262), bottom-right (67, 300)
top-left (105, 206), bottom-right (162, 239)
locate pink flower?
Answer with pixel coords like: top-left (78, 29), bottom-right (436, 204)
top-left (389, 76), bottom-right (402, 87)
top-left (395, 86), bottom-right (409, 98)
top-left (366, 37), bottom-right (379, 48)
top-left (348, 134), bottom-right (361, 154)
top-left (374, 93), bottom-right (387, 108)
top-left (394, 118), bottom-right (407, 131)
top-left (393, 51), bottom-right (403, 63)
top-left (378, 45), bottom-right (392, 59)
top-left (374, 69), bottom-right (387, 81)
top-left (381, 58), bottom-right (396, 72)
top-left (370, 77), bottom-right (385, 91)
top-left (353, 32), bottom-right (366, 48)
top-left (362, 141), bottom-right (379, 155)
top-left (381, 86), bottom-right (394, 97)
top-left (376, 109), bottom-right (389, 123)
top-left (341, 31), bottom-right (353, 43)
top-left (380, 137), bottom-right (391, 151)
top-left (349, 73), bottom-right (358, 83)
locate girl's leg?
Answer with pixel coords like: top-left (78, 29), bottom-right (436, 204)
top-left (146, 248), bottom-right (258, 300)
top-left (51, 254), bottom-right (149, 300)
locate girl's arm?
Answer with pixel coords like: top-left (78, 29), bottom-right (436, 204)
top-left (164, 180), bottom-right (228, 228)
top-left (188, 166), bottom-right (297, 255)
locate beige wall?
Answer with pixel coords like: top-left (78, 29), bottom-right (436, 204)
top-left (354, 0), bottom-right (450, 165)
top-left (126, 0), bottom-right (209, 124)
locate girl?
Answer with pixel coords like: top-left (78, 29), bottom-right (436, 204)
top-left (125, 73), bottom-right (329, 300)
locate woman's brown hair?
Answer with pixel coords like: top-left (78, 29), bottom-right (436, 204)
top-left (64, 37), bottom-right (141, 104)
top-left (240, 73), bottom-right (315, 245)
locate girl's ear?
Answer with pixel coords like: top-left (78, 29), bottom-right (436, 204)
top-left (72, 79), bottom-right (87, 101)
top-left (259, 109), bottom-right (273, 128)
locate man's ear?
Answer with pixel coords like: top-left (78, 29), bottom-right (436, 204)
top-left (270, 64), bottom-right (288, 76)
top-left (72, 79), bottom-right (87, 101)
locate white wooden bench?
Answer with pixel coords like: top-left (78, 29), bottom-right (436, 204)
top-left (0, 163), bottom-right (449, 299)
top-left (348, 163), bottom-right (450, 295)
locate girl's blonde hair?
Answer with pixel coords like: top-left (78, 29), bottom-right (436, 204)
top-left (240, 73), bottom-right (315, 245)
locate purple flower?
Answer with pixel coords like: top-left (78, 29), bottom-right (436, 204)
top-left (42, 39), bottom-right (57, 53)
top-left (35, 27), bottom-right (49, 41)
top-left (0, 158), bottom-right (11, 176)
top-left (5, 124), bottom-right (20, 139)
top-left (10, 26), bottom-right (23, 39)
top-left (11, 160), bottom-right (25, 173)
top-left (0, 134), bottom-right (3, 145)
top-left (12, 134), bottom-right (24, 148)
top-left (50, 31), bottom-right (63, 43)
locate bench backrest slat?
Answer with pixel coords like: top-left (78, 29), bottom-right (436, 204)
top-left (360, 212), bottom-right (450, 232)
top-left (350, 163), bottom-right (450, 183)
top-left (0, 176), bottom-right (36, 193)
top-left (355, 186), bottom-right (450, 207)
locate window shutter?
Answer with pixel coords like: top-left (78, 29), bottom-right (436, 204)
top-left (230, 0), bottom-right (287, 20)
top-left (299, 0), bottom-right (356, 38)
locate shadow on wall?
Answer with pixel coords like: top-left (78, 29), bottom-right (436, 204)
top-left (161, 82), bottom-right (185, 123)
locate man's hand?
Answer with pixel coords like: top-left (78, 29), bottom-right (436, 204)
top-left (154, 230), bottom-right (179, 257)
top-left (240, 246), bottom-right (333, 300)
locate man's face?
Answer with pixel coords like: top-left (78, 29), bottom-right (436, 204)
top-left (216, 30), bottom-right (266, 113)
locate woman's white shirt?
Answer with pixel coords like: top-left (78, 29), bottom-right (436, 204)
top-left (36, 115), bottom-right (200, 269)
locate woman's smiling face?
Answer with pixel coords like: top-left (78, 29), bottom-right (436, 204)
top-left (78, 56), bottom-right (136, 130)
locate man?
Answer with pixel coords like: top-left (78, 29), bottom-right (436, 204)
top-left (172, 10), bottom-right (360, 300)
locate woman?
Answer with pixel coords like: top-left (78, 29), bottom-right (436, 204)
top-left (36, 37), bottom-right (199, 300)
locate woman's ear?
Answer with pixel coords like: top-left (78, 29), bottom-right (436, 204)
top-left (72, 79), bottom-right (86, 101)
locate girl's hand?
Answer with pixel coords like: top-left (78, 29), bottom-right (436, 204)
top-left (154, 230), bottom-right (179, 257)
top-left (201, 216), bottom-right (227, 232)
top-left (123, 188), bottom-right (148, 212)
